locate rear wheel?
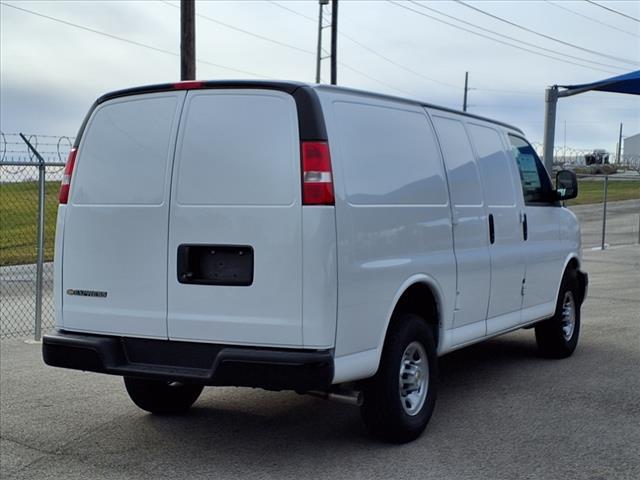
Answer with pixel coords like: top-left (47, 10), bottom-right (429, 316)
top-left (124, 377), bottom-right (203, 414)
top-left (535, 269), bottom-right (581, 358)
top-left (360, 313), bottom-right (438, 443)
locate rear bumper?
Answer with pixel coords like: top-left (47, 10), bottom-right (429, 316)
top-left (43, 331), bottom-right (334, 391)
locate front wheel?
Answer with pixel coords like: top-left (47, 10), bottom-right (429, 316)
top-left (535, 269), bottom-right (581, 358)
top-left (124, 377), bottom-right (203, 414)
top-left (360, 313), bottom-right (438, 443)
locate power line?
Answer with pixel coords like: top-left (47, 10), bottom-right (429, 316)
top-left (338, 62), bottom-right (416, 97)
top-left (161, 1), bottom-right (315, 56)
top-left (455, 0), bottom-right (640, 66)
top-left (0, 1), bottom-right (270, 78)
top-left (337, 30), bottom-right (460, 89)
top-left (545, 0), bottom-right (639, 38)
top-left (18, 0), bottom-right (612, 104)
top-left (270, 0), bottom-right (598, 96)
top-left (409, 0), bottom-right (628, 71)
top-left (584, 0), bottom-right (640, 23)
top-left (392, 1), bottom-right (619, 75)
top-left (268, 0), bottom-right (317, 23)
top-left (271, 0), bottom-right (544, 97)
top-left (269, 0), bottom-right (461, 90)
top-left (1, 3), bottom-right (173, 58)
top-left (473, 86), bottom-right (539, 97)
top-left (161, 1), bottom-right (413, 95)
top-left (162, 0), bottom-right (416, 94)
top-left (19, 0), bottom-right (407, 96)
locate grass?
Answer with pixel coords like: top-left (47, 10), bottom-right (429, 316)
top-left (0, 178), bottom-right (639, 266)
top-left (1, 181), bottom-right (60, 266)
top-left (567, 179), bottom-right (640, 206)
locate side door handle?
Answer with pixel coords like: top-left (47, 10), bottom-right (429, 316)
top-left (488, 213), bottom-right (495, 244)
top-left (522, 213), bottom-right (528, 241)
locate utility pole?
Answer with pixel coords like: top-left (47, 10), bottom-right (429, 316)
top-left (330, 0), bottom-right (338, 85)
top-left (316, 0), bottom-right (329, 83)
top-left (462, 71), bottom-right (469, 112)
top-left (181, 0), bottom-right (196, 80)
top-left (616, 122), bottom-right (623, 164)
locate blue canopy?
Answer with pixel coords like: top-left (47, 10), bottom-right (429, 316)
top-left (542, 70), bottom-right (638, 173)
top-left (558, 70), bottom-right (640, 95)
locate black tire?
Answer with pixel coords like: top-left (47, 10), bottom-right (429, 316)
top-left (535, 269), bottom-right (581, 358)
top-left (124, 377), bottom-right (203, 414)
top-left (360, 313), bottom-right (438, 443)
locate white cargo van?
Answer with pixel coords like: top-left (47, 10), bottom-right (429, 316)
top-left (44, 81), bottom-right (587, 443)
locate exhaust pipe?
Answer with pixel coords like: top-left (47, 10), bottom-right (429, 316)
top-left (306, 389), bottom-right (363, 407)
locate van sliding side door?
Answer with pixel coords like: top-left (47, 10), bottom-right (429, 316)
top-left (429, 111), bottom-right (491, 344)
top-left (467, 122), bottom-right (526, 334)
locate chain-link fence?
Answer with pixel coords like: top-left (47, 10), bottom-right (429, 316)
top-left (1, 133), bottom-right (639, 339)
top-left (1, 133), bottom-right (71, 339)
top-left (569, 175), bottom-right (640, 250)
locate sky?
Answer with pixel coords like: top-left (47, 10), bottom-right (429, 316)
top-left (1, 0), bottom-right (639, 152)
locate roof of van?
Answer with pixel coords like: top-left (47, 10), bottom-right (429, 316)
top-left (311, 83), bottom-right (524, 134)
top-left (94, 80), bottom-right (524, 135)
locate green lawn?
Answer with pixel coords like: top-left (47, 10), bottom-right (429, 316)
top-left (1, 181), bottom-right (60, 266)
top-left (568, 179), bottom-right (640, 206)
top-left (1, 178), bottom-right (639, 266)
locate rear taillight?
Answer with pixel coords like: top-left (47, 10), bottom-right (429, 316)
top-left (59, 147), bottom-right (77, 204)
top-left (301, 141), bottom-right (334, 205)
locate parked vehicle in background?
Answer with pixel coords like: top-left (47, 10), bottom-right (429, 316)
top-left (585, 149), bottom-right (610, 165)
top-left (42, 80), bottom-right (588, 443)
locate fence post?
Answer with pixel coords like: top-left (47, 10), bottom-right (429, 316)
top-left (34, 160), bottom-right (45, 341)
top-left (601, 175), bottom-right (608, 250)
top-left (19, 134), bottom-right (46, 341)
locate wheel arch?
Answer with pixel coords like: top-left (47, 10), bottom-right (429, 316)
top-left (554, 253), bottom-right (582, 306)
top-left (376, 275), bottom-right (445, 366)
top-left (564, 254), bottom-right (580, 273)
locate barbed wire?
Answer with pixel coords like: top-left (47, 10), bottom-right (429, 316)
top-left (530, 141), bottom-right (640, 170)
top-left (0, 132), bottom-right (75, 164)
top-left (0, 132), bottom-right (637, 172)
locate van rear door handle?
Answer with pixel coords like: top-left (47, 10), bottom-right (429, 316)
top-left (522, 213), bottom-right (528, 241)
top-left (488, 214), bottom-right (495, 244)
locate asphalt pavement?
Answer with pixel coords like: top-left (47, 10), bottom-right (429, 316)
top-left (571, 199), bottom-right (639, 249)
top-left (1, 245), bottom-right (639, 479)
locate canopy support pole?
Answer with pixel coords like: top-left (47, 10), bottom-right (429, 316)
top-left (541, 71), bottom-right (638, 173)
top-left (543, 86), bottom-right (558, 175)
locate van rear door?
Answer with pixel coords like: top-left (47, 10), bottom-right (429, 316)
top-left (167, 90), bottom-right (303, 346)
top-left (62, 92), bottom-right (186, 338)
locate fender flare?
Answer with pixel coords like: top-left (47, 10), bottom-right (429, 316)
top-left (553, 252), bottom-right (582, 307)
top-left (372, 274), bottom-right (446, 372)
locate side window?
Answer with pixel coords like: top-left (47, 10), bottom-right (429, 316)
top-left (508, 134), bottom-right (554, 204)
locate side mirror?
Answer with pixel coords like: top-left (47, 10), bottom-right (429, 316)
top-left (556, 170), bottom-right (578, 200)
